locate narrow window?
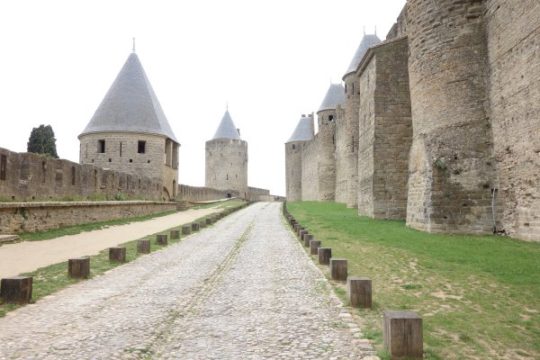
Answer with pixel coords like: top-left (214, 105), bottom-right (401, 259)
top-left (42, 161), bottom-right (47, 183)
top-left (329, 115), bottom-right (334, 121)
top-left (344, 84), bottom-right (347, 93)
top-left (351, 83), bottom-right (355, 94)
top-left (138, 140), bottom-right (146, 154)
top-left (292, 144), bottom-right (296, 150)
top-left (71, 166), bottom-right (76, 185)
top-left (226, 174), bottom-right (229, 180)
top-left (98, 139), bottom-right (106, 153)
top-left (119, 142), bottom-right (123, 157)
top-left (0, 154), bottom-right (6, 181)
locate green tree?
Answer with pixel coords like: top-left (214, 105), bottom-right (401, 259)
top-left (27, 125), bottom-right (59, 158)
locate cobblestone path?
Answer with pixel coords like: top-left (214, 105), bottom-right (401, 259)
top-left (0, 203), bottom-right (376, 359)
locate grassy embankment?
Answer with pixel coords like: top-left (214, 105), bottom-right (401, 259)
top-left (288, 201), bottom-right (540, 360)
top-left (0, 199), bottom-right (246, 317)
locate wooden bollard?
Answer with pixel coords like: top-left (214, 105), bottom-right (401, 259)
top-left (68, 257), bottom-right (90, 279)
top-left (170, 230), bottom-right (180, 240)
top-left (299, 230), bottom-right (308, 241)
top-left (383, 311), bottom-right (423, 359)
top-left (303, 233), bottom-right (313, 247)
top-left (199, 221), bottom-right (206, 229)
top-left (137, 239), bottom-right (151, 254)
top-left (0, 277), bottom-right (33, 304)
top-left (348, 277), bottom-right (372, 308)
top-left (156, 234), bottom-right (168, 245)
top-left (206, 218), bottom-right (212, 225)
top-left (182, 225), bottom-right (191, 235)
top-left (191, 223), bottom-right (200, 232)
top-left (330, 259), bottom-right (348, 281)
top-left (109, 247), bottom-right (126, 262)
top-left (310, 240), bottom-right (321, 255)
top-left (318, 247), bottom-right (332, 265)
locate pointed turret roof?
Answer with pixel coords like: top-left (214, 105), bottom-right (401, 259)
top-left (212, 110), bottom-right (241, 140)
top-left (80, 52), bottom-right (178, 142)
top-left (318, 83), bottom-right (346, 113)
top-left (343, 34), bottom-right (381, 79)
top-left (286, 114), bottom-right (314, 143)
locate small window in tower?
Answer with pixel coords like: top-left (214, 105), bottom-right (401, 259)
top-left (292, 144), bottom-right (296, 150)
top-left (98, 140), bottom-right (106, 153)
top-left (119, 142), bottom-right (123, 157)
top-left (226, 174), bottom-right (229, 180)
top-left (0, 154), bottom-right (7, 181)
top-left (351, 83), bottom-right (355, 94)
top-left (138, 141), bottom-right (146, 154)
top-left (329, 115), bottom-right (334, 121)
top-left (344, 84), bottom-right (347, 93)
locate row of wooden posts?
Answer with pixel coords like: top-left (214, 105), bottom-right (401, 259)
top-left (282, 203), bottom-right (424, 360)
top-left (0, 203), bottom-right (248, 306)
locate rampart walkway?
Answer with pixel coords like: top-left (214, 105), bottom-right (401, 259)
top-left (0, 202), bottom-right (374, 359)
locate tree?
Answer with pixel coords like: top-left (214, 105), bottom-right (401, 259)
top-left (27, 125), bottom-right (59, 158)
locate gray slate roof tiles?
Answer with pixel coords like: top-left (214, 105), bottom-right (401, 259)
top-left (80, 53), bottom-right (178, 143)
top-left (343, 34), bottom-right (381, 79)
top-left (318, 83), bottom-right (345, 113)
top-left (212, 110), bottom-right (241, 140)
top-left (287, 115), bottom-right (314, 143)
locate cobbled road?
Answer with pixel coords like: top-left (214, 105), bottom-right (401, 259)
top-left (0, 202), bottom-right (376, 359)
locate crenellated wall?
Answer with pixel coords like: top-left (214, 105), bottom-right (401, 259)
top-left (0, 147), bottom-right (163, 202)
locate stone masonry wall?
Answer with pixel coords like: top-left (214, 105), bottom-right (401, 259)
top-left (301, 137), bottom-right (319, 200)
top-left (79, 132), bottom-right (178, 199)
top-left (386, 4), bottom-right (408, 40)
top-left (0, 201), bottom-right (176, 234)
top-left (0, 147), bottom-right (162, 202)
top-left (247, 186), bottom-right (271, 201)
top-left (485, 0), bottom-right (540, 241)
top-left (358, 37), bottom-right (412, 220)
top-left (333, 105), bottom-right (353, 206)
top-left (285, 142), bottom-right (303, 201)
top-left (317, 109), bottom-right (337, 201)
top-left (205, 139), bottom-right (248, 198)
top-left (406, 0), bottom-right (498, 234)
top-left (177, 184), bottom-right (238, 202)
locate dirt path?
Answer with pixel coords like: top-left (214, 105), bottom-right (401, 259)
top-left (0, 207), bottom-right (220, 278)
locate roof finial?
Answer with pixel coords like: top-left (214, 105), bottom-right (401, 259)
top-left (132, 37), bottom-right (136, 53)
top-left (363, 26), bottom-right (366, 35)
top-left (374, 26), bottom-right (377, 36)
top-left (226, 101), bottom-right (229, 112)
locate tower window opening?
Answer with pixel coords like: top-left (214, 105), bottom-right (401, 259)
top-left (138, 140), bottom-right (146, 154)
top-left (0, 154), bottom-right (7, 181)
top-left (98, 140), bottom-right (106, 153)
top-left (329, 115), bottom-right (334, 121)
top-left (226, 174), bottom-right (229, 180)
top-left (292, 144), bottom-right (296, 150)
top-left (71, 166), bottom-right (76, 185)
top-left (119, 142), bottom-right (123, 157)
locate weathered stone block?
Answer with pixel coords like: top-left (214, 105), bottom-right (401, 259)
top-left (383, 311), bottom-right (423, 359)
top-left (348, 277), bottom-right (372, 308)
top-left (310, 240), bottom-right (321, 255)
top-left (330, 258), bottom-right (348, 281)
top-left (318, 247), bottom-right (332, 265)
top-left (170, 230), bottom-right (180, 240)
top-left (68, 257), bottom-right (90, 279)
top-left (109, 247), bottom-right (126, 263)
top-left (0, 276), bottom-right (33, 304)
top-left (137, 239), bottom-right (151, 254)
top-left (156, 234), bottom-right (168, 245)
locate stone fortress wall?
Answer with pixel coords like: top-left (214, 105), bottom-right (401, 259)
top-left (286, 0), bottom-right (540, 242)
top-left (205, 138), bottom-right (248, 198)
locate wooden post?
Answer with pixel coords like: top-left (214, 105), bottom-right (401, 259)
top-left (137, 239), bottom-right (151, 254)
top-left (191, 223), bottom-right (200, 232)
top-left (170, 230), bottom-right (180, 240)
top-left (318, 247), bottom-right (332, 265)
top-left (199, 221), bottom-right (206, 229)
top-left (109, 247), bottom-right (126, 262)
top-left (383, 311), bottom-right (423, 359)
top-left (0, 277), bottom-right (33, 304)
top-left (156, 234), bottom-right (168, 245)
top-left (310, 240), bottom-right (321, 255)
top-left (182, 225), bottom-right (191, 235)
top-left (206, 218), bottom-right (212, 225)
top-left (348, 277), bottom-right (372, 308)
top-left (330, 259), bottom-right (348, 281)
top-left (68, 257), bottom-right (90, 279)
top-left (303, 233), bottom-right (313, 247)
top-left (298, 228), bottom-right (306, 239)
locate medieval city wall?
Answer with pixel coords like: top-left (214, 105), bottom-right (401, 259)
top-left (485, 0), bottom-right (540, 241)
top-left (333, 105), bottom-right (350, 205)
top-left (358, 37), bottom-right (412, 220)
top-left (247, 186), bottom-right (271, 201)
top-left (0, 201), bottom-right (176, 234)
top-left (285, 142), bottom-right (303, 201)
top-left (177, 184), bottom-right (238, 203)
top-left (0, 147), bottom-right (163, 202)
top-left (205, 139), bottom-right (248, 197)
top-left (317, 110), bottom-right (337, 201)
top-left (301, 137), bottom-right (319, 200)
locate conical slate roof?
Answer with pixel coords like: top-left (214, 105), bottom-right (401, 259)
top-left (80, 52), bottom-right (178, 142)
top-left (343, 34), bottom-right (381, 79)
top-left (318, 83), bottom-right (345, 113)
top-left (286, 115), bottom-right (314, 143)
top-left (212, 110), bottom-right (241, 140)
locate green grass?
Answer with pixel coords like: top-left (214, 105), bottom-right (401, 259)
top-left (19, 210), bottom-right (177, 241)
top-left (288, 201), bottom-right (540, 360)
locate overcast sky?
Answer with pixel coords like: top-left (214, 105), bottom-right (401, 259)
top-left (0, 0), bottom-right (406, 196)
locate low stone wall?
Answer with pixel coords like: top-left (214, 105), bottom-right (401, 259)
top-left (0, 201), bottom-right (177, 234)
top-left (177, 184), bottom-right (238, 202)
top-left (247, 187), bottom-right (271, 201)
top-left (0, 147), bottom-right (163, 202)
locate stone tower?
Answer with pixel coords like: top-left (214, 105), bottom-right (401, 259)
top-left (317, 84), bottom-right (345, 200)
top-left (205, 110), bottom-right (248, 198)
top-left (79, 51), bottom-right (179, 200)
top-left (285, 114), bottom-right (314, 201)
top-left (336, 33), bottom-right (381, 208)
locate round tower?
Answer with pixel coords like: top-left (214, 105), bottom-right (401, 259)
top-left (338, 33), bottom-right (381, 208)
top-left (79, 51), bottom-right (179, 200)
top-left (205, 110), bottom-right (248, 198)
top-left (316, 83), bottom-right (345, 200)
top-left (285, 114), bottom-right (314, 201)
top-left (406, 0), bottom-right (496, 233)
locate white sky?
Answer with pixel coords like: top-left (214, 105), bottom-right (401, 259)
top-left (0, 0), bottom-right (406, 196)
